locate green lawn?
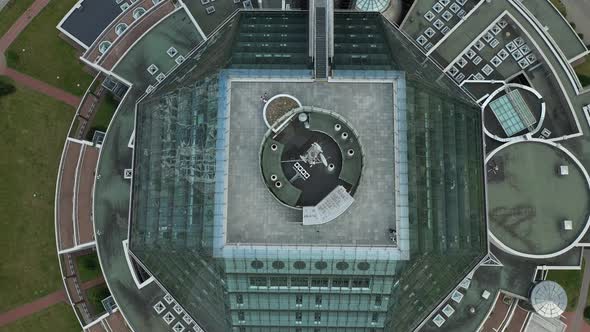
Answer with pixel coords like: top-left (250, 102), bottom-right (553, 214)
top-left (5, 0), bottom-right (93, 96)
top-left (547, 261), bottom-right (584, 311)
top-left (0, 76), bottom-right (74, 312)
top-left (75, 253), bottom-right (102, 283)
top-left (575, 57), bottom-right (590, 87)
top-left (85, 284), bottom-right (110, 315)
top-left (0, 0), bottom-right (35, 37)
top-left (85, 94), bottom-right (118, 140)
top-left (0, 303), bottom-right (80, 332)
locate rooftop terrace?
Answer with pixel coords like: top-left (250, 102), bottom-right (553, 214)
top-left (488, 140), bottom-right (590, 256)
top-left (226, 80), bottom-right (397, 247)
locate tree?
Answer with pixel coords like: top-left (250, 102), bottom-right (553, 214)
top-left (0, 80), bottom-right (16, 97)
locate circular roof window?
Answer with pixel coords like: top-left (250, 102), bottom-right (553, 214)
top-left (293, 261), bottom-right (306, 269)
top-left (314, 261), bottom-right (328, 270)
top-left (271, 261), bottom-right (285, 269)
top-left (115, 23), bottom-right (128, 36)
top-left (357, 262), bottom-right (370, 271)
top-left (98, 41), bottom-right (112, 54)
top-left (251, 260), bottom-right (264, 269)
top-left (133, 7), bottom-right (146, 20)
top-left (336, 262), bottom-right (349, 270)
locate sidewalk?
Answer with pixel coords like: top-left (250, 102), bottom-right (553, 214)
top-left (0, 0), bottom-right (50, 51)
top-left (1, 67), bottom-right (81, 107)
top-left (0, 277), bottom-right (104, 328)
top-left (0, 0), bottom-right (80, 108)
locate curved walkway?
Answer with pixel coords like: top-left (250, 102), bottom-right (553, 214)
top-left (0, 0), bottom-right (92, 329)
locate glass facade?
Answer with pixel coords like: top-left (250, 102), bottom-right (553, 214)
top-left (130, 11), bottom-right (486, 332)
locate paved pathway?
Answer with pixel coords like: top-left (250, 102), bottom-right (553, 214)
top-left (570, 249), bottom-right (590, 332)
top-left (0, 0), bottom-right (80, 108)
top-left (0, 277), bottom-right (104, 328)
top-left (0, 0), bottom-right (49, 51)
top-left (1, 67), bottom-right (81, 107)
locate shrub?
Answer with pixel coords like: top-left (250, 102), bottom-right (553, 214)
top-left (578, 74), bottom-right (590, 87)
top-left (0, 81), bottom-right (16, 97)
top-left (584, 306), bottom-right (590, 320)
top-left (4, 50), bottom-right (19, 67)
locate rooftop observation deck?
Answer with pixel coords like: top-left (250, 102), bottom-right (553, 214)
top-left (260, 107), bottom-right (363, 208)
top-left (488, 140), bottom-right (590, 256)
top-left (226, 80), bottom-right (397, 246)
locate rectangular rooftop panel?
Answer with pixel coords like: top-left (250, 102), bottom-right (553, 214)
top-left (59, 0), bottom-right (122, 48)
top-left (490, 89), bottom-right (536, 137)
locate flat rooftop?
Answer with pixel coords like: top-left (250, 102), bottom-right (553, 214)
top-left (59, 0), bottom-right (122, 48)
top-left (488, 141), bottom-right (590, 255)
top-left (226, 80), bottom-right (397, 246)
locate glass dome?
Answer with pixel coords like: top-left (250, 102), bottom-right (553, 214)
top-left (531, 281), bottom-right (567, 318)
top-left (356, 0), bottom-right (390, 12)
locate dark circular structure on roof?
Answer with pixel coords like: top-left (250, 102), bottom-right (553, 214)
top-left (487, 140), bottom-right (590, 257)
top-left (260, 107), bottom-right (363, 209)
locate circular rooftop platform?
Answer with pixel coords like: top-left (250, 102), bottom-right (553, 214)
top-left (260, 107), bottom-right (363, 217)
top-left (488, 140), bottom-right (590, 257)
top-left (531, 281), bottom-right (567, 318)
